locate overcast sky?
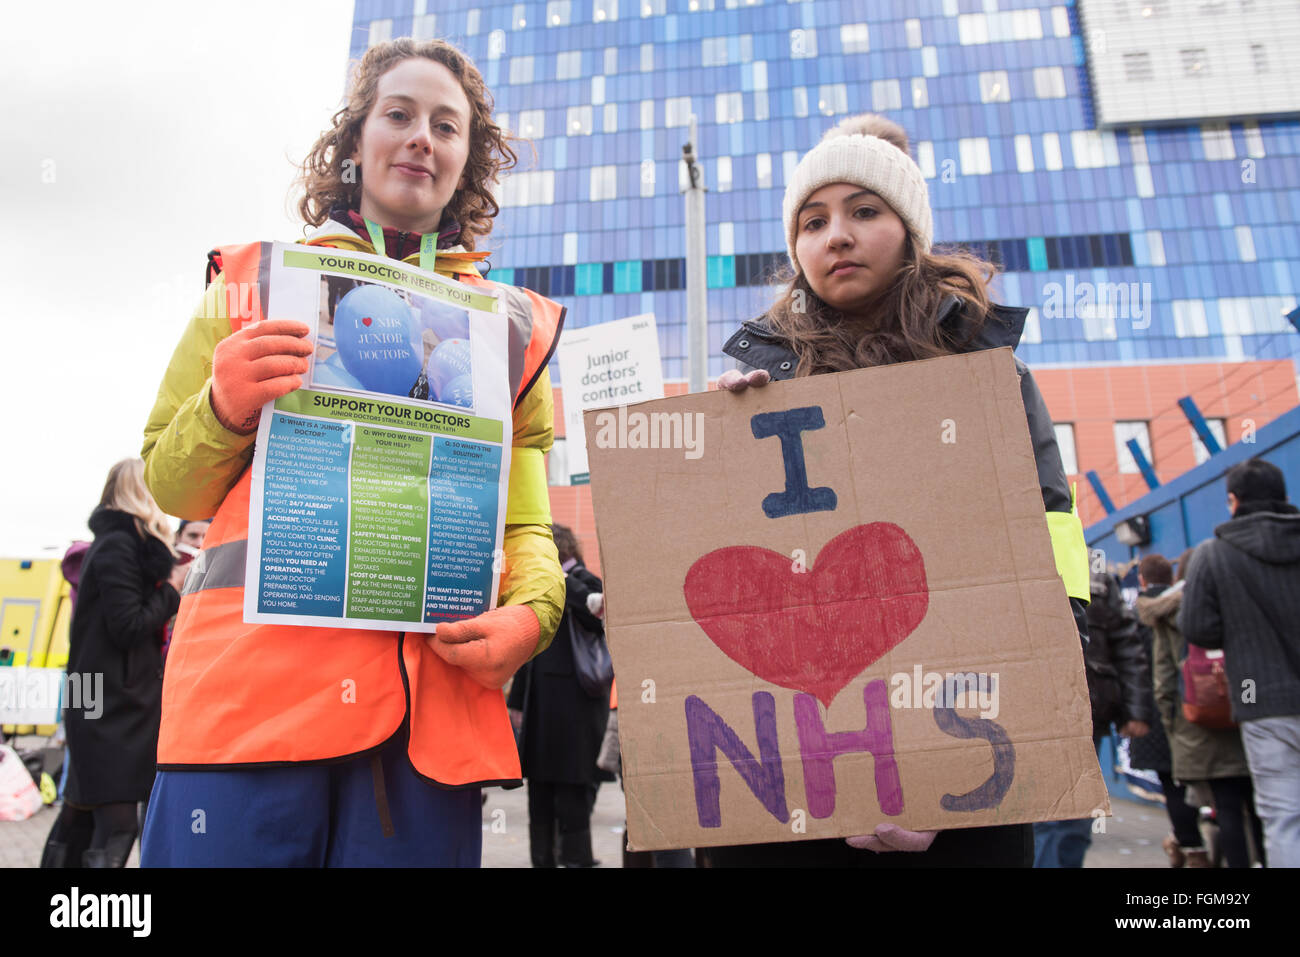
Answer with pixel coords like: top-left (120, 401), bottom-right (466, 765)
top-left (0, 0), bottom-right (356, 554)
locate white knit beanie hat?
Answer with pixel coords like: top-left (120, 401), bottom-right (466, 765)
top-left (783, 114), bottom-right (933, 270)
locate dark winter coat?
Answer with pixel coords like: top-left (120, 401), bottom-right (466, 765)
top-left (1126, 593), bottom-right (1171, 775)
top-left (63, 507), bottom-right (180, 805)
top-left (1136, 581), bottom-right (1250, 782)
top-left (1084, 572), bottom-right (1151, 737)
top-left (1179, 503), bottom-right (1300, 723)
top-left (507, 564), bottom-right (609, 785)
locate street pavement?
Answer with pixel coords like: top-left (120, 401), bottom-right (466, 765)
top-left (2, 769), bottom-right (1177, 868)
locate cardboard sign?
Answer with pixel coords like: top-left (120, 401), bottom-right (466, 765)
top-left (556, 314), bottom-right (665, 484)
top-left (584, 348), bottom-right (1107, 851)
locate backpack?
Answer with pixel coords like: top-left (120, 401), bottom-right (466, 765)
top-left (568, 614), bottom-right (613, 700)
top-left (1179, 644), bottom-right (1235, 729)
top-left (1181, 536), bottom-right (1300, 727)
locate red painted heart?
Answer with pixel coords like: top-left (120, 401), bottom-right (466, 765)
top-left (683, 523), bottom-right (929, 707)
top-left (361, 316), bottom-right (373, 326)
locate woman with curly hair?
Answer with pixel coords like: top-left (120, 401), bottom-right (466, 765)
top-left (138, 39), bottom-right (565, 867)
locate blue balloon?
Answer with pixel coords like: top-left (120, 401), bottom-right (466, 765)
top-left (312, 353), bottom-right (366, 391)
top-left (416, 297), bottom-right (471, 342)
top-left (333, 284), bottom-right (423, 395)
top-left (426, 338), bottom-right (472, 398)
top-left (436, 374), bottom-right (474, 409)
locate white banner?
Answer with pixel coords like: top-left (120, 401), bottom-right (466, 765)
top-left (555, 313), bottom-right (665, 484)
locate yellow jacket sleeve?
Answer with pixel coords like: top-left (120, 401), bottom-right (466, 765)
top-left (141, 275), bottom-right (255, 519)
top-left (498, 367), bottom-right (564, 655)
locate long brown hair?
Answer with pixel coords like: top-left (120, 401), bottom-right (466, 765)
top-left (552, 524), bottom-right (584, 566)
top-left (295, 38), bottom-right (517, 250)
top-left (767, 115), bottom-right (998, 376)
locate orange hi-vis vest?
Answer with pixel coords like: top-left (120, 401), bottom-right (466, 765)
top-left (157, 242), bottom-right (564, 787)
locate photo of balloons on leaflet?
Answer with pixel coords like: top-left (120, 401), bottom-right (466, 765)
top-left (312, 275), bottom-right (474, 409)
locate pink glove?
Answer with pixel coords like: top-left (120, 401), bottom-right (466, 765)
top-left (716, 368), bottom-right (771, 392)
top-left (210, 319), bottom-right (314, 434)
top-left (427, 605), bottom-right (541, 689)
top-left (846, 823), bottom-right (939, 853)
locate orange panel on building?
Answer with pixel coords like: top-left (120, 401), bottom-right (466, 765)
top-left (1035, 360), bottom-right (1297, 527)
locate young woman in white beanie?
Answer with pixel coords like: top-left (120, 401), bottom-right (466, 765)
top-left (707, 114), bottom-right (1091, 867)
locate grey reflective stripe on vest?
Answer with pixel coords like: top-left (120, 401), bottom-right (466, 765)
top-left (182, 539), bottom-right (248, 597)
top-left (495, 286), bottom-right (536, 403)
top-left (256, 243), bottom-right (273, 320)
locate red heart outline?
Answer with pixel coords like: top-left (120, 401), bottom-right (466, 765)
top-left (683, 523), bottom-right (929, 707)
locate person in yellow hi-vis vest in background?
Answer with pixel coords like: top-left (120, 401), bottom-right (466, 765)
top-left (137, 38), bottom-right (565, 867)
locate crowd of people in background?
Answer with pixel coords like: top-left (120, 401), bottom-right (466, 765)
top-left (1035, 457), bottom-right (1299, 869)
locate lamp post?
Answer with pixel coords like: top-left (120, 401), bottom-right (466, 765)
top-left (682, 115), bottom-right (708, 394)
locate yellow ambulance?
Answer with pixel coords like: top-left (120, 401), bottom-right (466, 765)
top-left (1, 556), bottom-right (74, 735)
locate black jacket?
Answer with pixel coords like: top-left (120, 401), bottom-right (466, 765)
top-left (507, 564), bottom-right (609, 784)
top-left (1126, 585), bottom-right (1175, 775)
top-left (63, 507), bottom-right (180, 805)
top-left (1084, 572), bottom-right (1152, 737)
top-left (722, 296), bottom-right (1090, 647)
top-left (1180, 503), bottom-right (1300, 722)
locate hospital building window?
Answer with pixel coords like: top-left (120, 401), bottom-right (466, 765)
top-left (1115, 422), bottom-right (1153, 475)
top-left (1054, 424), bottom-right (1078, 475)
top-left (979, 71), bottom-right (1009, 103)
top-left (547, 1), bottom-right (571, 26)
top-left (367, 19), bottom-right (392, 47)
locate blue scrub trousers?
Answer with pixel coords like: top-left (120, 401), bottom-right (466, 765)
top-left (140, 739), bottom-right (482, 867)
top-left (1033, 733), bottom-right (1103, 868)
top-left (1032, 816), bottom-right (1094, 868)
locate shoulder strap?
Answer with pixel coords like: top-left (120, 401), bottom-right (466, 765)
top-left (462, 278), bottom-right (566, 408)
top-left (513, 287), bottom-right (565, 407)
top-left (206, 250), bottom-right (223, 288)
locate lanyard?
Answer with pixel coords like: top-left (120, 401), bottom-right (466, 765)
top-left (364, 218), bottom-right (438, 272)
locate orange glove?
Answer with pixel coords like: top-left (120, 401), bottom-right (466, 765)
top-left (427, 605), bottom-right (541, 689)
top-left (210, 319), bottom-right (314, 434)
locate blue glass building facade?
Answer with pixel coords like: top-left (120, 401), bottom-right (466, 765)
top-left (348, 0), bottom-right (1299, 383)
